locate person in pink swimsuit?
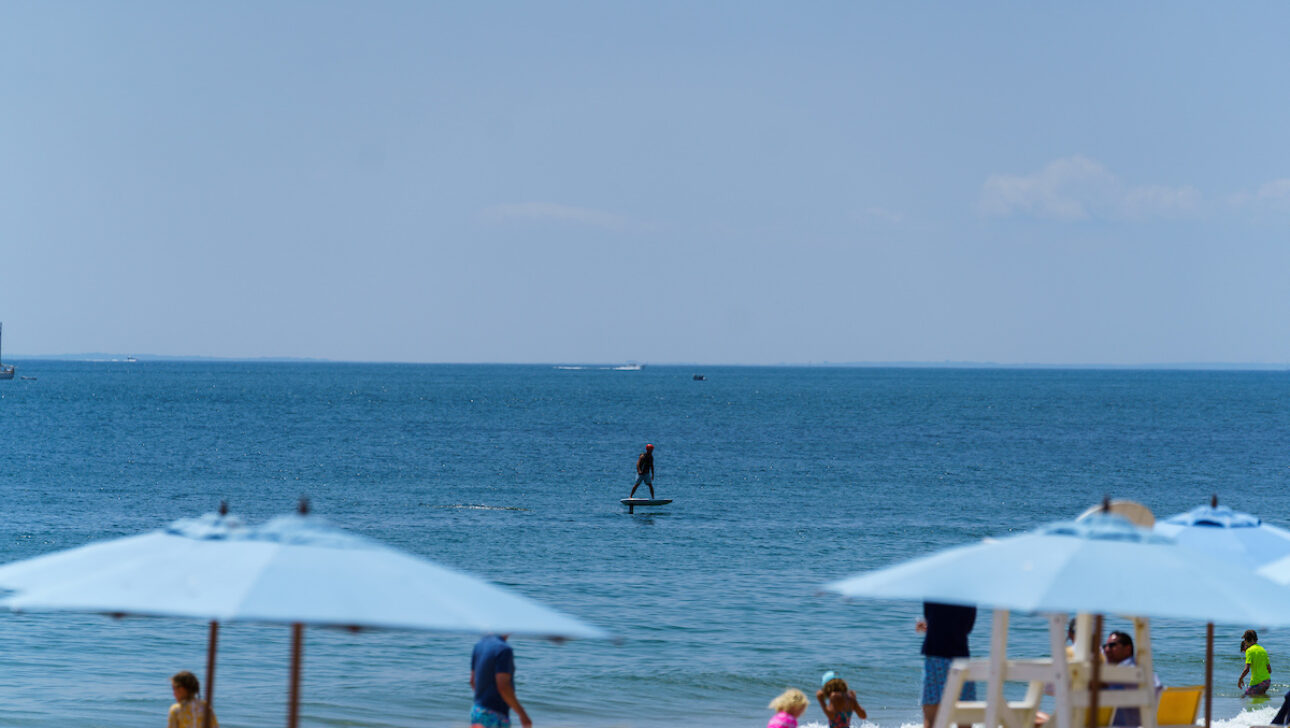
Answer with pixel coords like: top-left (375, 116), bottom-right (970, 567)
top-left (767, 688), bottom-right (809, 728)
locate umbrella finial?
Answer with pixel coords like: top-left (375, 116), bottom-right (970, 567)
top-left (1101, 496), bottom-right (1111, 513)
top-left (219, 501), bottom-right (229, 516)
top-left (1211, 494), bottom-right (1219, 508)
top-left (298, 498), bottom-right (310, 516)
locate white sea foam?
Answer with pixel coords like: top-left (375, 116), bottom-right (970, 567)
top-left (433, 504), bottom-right (530, 511)
top-left (1212, 704), bottom-right (1279, 728)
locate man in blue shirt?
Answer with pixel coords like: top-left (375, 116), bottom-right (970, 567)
top-left (471, 634), bottom-right (532, 728)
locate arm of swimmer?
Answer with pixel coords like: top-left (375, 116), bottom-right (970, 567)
top-left (850, 691), bottom-right (867, 720)
top-left (496, 672), bottom-right (532, 728)
top-left (816, 690), bottom-right (832, 718)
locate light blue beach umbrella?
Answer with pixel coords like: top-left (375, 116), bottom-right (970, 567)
top-left (2, 510), bottom-right (606, 638)
top-left (1255, 552), bottom-right (1290, 594)
top-left (0, 510), bottom-right (246, 727)
top-left (1151, 499), bottom-right (1290, 728)
top-left (0, 505), bottom-right (608, 728)
top-left (0, 510), bottom-right (247, 595)
top-left (825, 512), bottom-right (1290, 728)
top-left (825, 512), bottom-right (1290, 624)
top-left (1154, 500), bottom-right (1290, 570)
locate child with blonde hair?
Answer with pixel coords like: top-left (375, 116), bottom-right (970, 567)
top-left (817, 671), bottom-right (867, 728)
top-left (768, 687), bottom-right (810, 728)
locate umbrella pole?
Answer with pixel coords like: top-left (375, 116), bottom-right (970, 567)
top-left (288, 623), bottom-right (304, 728)
top-left (205, 621), bottom-right (219, 728)
top-left (1088, 614), bottom-right (1103, 728)
top-left (1205, 622), bottom-right (1213, 728)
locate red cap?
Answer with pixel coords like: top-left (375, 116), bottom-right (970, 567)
top-left (645, 443), bottom-right (654, 450)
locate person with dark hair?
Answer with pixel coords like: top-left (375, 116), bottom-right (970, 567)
top-left (817, 671), bottom-right (867, 728)
top-left (1102, 630), bottom-right (1161, 727)
top-left (471, 634), bottom-right (532, 728)
top-left (1104, 630), bottom-right (1134, 657)
top-left (917, 601), bottom-right (977, 728)
top-left (1240, 629), bottom-right (1272, 696)
top-left (169, 670), bottom-right (218, 728)
top-left (629, 444), bottom-right (655, 498)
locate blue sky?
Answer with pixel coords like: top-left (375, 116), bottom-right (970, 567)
top-left (3, 2), bottom-right (1288, 364)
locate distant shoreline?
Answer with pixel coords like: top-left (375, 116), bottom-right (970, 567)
top-left (4, 356), bottom-right (1287, 371)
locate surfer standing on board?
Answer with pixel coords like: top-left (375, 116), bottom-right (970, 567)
top-left (629, 444), bottom-right (655, 498)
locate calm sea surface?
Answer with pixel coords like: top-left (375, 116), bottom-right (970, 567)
top-left (1, 362), bottom-right (1289, 728)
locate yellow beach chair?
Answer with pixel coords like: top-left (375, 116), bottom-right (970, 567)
top-left (1155, 686), bottom-right (1202, 728)
top-left (1092, 685), bottom-right (1201, 727)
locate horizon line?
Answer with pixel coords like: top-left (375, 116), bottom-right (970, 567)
top-left (3, 354), bottom-right (1288, 371)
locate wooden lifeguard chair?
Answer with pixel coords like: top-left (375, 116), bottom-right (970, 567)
top-left (933, 612), bottom-right (1159, 728)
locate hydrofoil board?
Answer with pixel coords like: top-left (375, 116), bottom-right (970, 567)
top-left (621, 498), bottom-right (672, 513)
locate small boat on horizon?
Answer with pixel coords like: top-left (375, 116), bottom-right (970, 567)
top-left (0, 322), bottom-right (13, 380)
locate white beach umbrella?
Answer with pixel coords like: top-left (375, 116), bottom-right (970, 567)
top-left (826, 513), bottom-right (1290, 624)
top-left (824, 511), bottom-right (1290, 728)
top-left (1155, 500), bottom-right (1290, 571)
top-left (2, 510), bottom-right (605, 637)
top-left (0, 510), bottom-right (246, 726)
top-left (0, 511), bottom-right (246, 594)
top-left (1153, 498), bottom-right (1290, 726)
top-left (1259, 554), bottom-right (1290, 584)
top-left (0, 505), bottom-right (607, 728)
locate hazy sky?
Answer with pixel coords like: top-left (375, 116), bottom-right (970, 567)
top-left (3, 3), bottom-right (1288, 364)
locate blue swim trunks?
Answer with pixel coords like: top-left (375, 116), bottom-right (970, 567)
top-left (471, 705), bottom-right (511, 728)
top-left (922, 656), bottom-right (976, 706)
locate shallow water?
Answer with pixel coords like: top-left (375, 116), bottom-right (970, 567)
top-left (0, 362), bottom-right (1288, 727)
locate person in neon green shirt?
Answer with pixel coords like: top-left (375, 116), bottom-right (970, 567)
top-left (1240, 629), bottom-right (1272, 696)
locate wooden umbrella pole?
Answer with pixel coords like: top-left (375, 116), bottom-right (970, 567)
top-left (1088, 615), bottom-right (1103, 728)
top-left (1205, 622), bottom-right (1214, 728)
top-left (204, 621), bottom-right (219, 728)
top-left (288, 623), bottom-right (304, 728)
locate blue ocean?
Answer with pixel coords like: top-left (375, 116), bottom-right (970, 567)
top-left (1, 362), bottom-right (1288, 728)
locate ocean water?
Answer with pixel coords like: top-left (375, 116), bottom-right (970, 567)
top-left (0, 362), bottom-right (1289, 728)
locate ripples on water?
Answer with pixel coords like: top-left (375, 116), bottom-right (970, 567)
top-left (1, 363), bottom-right (1289, 727)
